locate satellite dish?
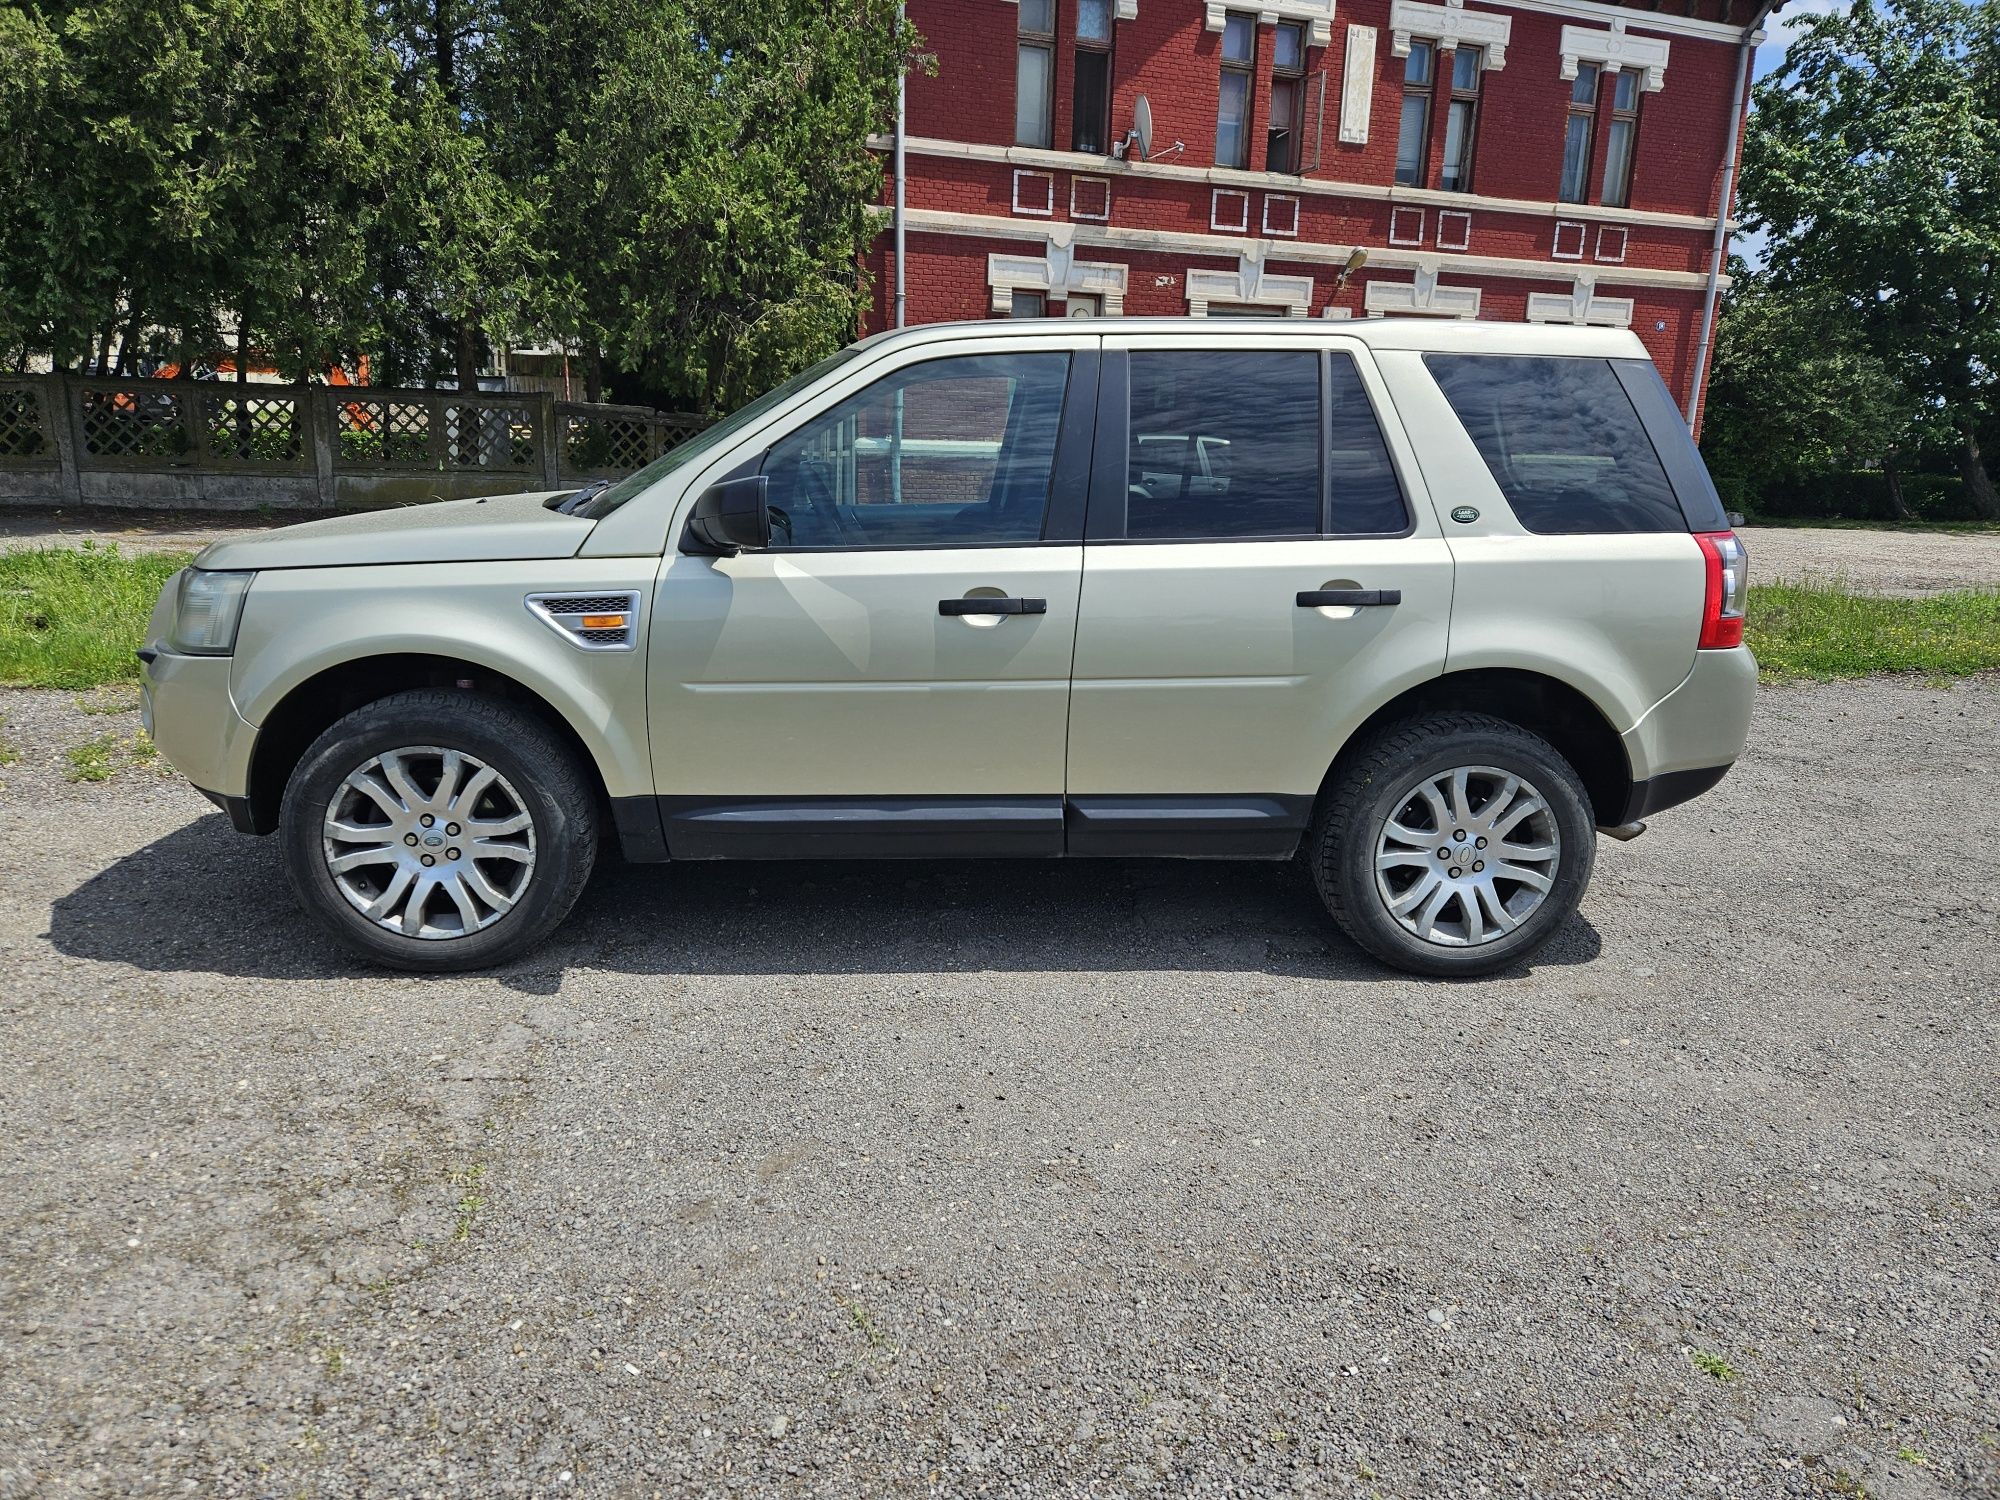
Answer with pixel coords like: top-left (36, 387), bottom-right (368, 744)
top-left (1132, 95), bottom-right (1154, 161)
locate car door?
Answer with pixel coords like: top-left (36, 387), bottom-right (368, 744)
top-left (1063, 333), bottom-right (1454, 856)
top-left (647, 334), bottom-right (1097, 858)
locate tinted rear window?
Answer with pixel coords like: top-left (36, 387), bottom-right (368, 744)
top-left (1424, 354), bottom-right (1685, 534)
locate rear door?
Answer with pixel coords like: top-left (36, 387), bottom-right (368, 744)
top-left (1063, 334), bottom-right (1454, 856)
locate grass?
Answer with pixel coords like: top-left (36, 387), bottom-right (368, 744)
top-left (1690, 1350), bottom-right (1739, 1382)
top-left (1742, 516), bottom-right (2000, 535)
top-left (3, 544), bottom-right (1996, 695)
top-left (0, 543), bottom-right (191, 689)
top-left (1745, 583), bottom-right (2000, 682)
top-left (64, 734), bottom-right (119, 782)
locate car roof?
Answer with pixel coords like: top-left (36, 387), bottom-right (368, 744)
top-left (856, 316), bottom-right (1651, 361)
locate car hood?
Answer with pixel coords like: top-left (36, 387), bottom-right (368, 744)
top-left (194, 491), bottom-right (594, 571)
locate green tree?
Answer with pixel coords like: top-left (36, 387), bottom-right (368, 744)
top-left (1702, 272), bottom-right (1918, 516)
top-left (1741, 0), bottom-right (2000, 519)
top-left (0, 0), bottom-right (402, 379)
top-left (494, 0), bottom-right (916, 412)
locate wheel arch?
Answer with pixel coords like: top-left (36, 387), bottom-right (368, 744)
top-left (1317, 668), bottom-right (1634, 827)
top-left (244, 654), bottom-right (616, 844)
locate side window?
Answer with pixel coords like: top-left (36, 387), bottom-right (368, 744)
top-left (1327, 354), bottom-right (1408, 534)
top-left (761, 354), bottom-right (1069, 549)
top-left (1126, 351), bottom-right (1319, 539)
top-left (1423, 354), bottom-right (1683, 534)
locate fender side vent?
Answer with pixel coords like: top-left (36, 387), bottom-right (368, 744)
top-left (526, 591), bottom-right (642, 652)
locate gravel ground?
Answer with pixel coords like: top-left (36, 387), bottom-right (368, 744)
top-left (1740, 526), bottom-right (2000, 596)
top-left (0, 677), bottom-right (1996, 1499)
top-left (6, 508), bottom-right (2000, 596)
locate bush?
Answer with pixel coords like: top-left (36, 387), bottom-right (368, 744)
top-left (1740, 470), bottom-right (1976, 524)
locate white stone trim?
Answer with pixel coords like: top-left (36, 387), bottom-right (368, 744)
top-left (999, 0), bottom-right (1742, 45)
top-left (1203, 0), bottom-right (1336, 48)
top-left (893, 205), bottom-right (1729, 292)
top-left (1012, 169), bottom-right (1055, 217)
top-left (1526, 275), bottom-right (1635, 327)
top-left (1211, 188), bottom-right (1251, 233)
top-left (1186, 254), bottom-right (1315, 317)
top-left (1389, 206), bottom-right (1426, 247)
top-left (1594, 225), bottom-right (1628, 263)
top-left (1552, 219), bottom-right (1587, 259)
top-left (987, 241), bottom-right (1130, 316)
top-left (1560, 20), bottom-right (1671, 90)
top-left (1339, 25), bottom-right (1377, 145)
top-left (1071, 175), bottom-right (1112, 222)
top-left (1389, 0), bottom-right (1512, 70)
top-left (1263, 193), bottom-right (1301, 237)
top-left (1437, 209), bottom-right (1472, 251)
top-left (868, 134), bottom-right (1728, 233)
top-left (1365, 260), bottom-right (1482, 317)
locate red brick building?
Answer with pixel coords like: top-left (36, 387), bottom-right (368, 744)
top-left (865, 0), bottom-right (1772, 429)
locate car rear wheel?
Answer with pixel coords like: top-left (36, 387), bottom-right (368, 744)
top-left (279, 690), bottom-right (598, 971)
top-left (1310, 712), bottom-right (1596, 977)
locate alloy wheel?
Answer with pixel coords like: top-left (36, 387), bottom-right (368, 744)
top-left (321, 745), bottom-right (537, 940)
top-left (1372, 764), bottom-right (1561, 947)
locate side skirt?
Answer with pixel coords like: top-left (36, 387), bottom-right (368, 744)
top-left (646, 794), bottom-right (1313, 861)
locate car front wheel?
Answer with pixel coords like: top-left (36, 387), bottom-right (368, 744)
top-left (1310, 712), bottom-right (1596, 977)
top-left (279, 689), bottom-right (599, 971)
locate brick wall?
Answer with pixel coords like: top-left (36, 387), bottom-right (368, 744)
top-left (881, 0), bottom-right (1753, 417)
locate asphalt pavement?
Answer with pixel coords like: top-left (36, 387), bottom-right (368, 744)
top-left (0, 675), bottom-right (1995, 1498)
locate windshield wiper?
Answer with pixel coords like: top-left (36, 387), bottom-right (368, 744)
top-left (545, 479), bottom-right (612, 515)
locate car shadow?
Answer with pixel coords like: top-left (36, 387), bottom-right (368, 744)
top-left (45, 813), bottom-right (1604, 989)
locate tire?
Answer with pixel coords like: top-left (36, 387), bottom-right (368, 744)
top-left (278, 689), bottom-right (599, 972)
top-left (1309, 712), bottom-right (1596, 978)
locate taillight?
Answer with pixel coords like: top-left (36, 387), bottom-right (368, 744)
top-left (1694, 531), bottom-right (1748, 650)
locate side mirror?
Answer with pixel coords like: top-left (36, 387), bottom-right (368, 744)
top-left (681, 475), bottom-right (770, 556)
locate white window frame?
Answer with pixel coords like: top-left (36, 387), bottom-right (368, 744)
top-left (1210, 188), bottom-right (1251, 233)
top-left (1552, 219), bottom-right (1588, 260)
top-left (1389, 206), bottom-right (1427, 247)
top-left (1012, 169), bottom-right (1056, 217)
top-left (1071, 175), bottom-right (1113, 222)
top-left (1263, 193), bottom-right (1301, 237)
top-left (1436, 209), bottom-right (1472, 252)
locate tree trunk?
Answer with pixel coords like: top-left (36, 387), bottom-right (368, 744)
top-left (583, 339), bottom-right (604, 405)
top-left (455, 320), bottom-right (482, 393)
top-left (114, 303), bottom-right (145, 375)
top-left (1958, 424), bottom-right (2000, 522)
top-left (1881, 451), bottom-right (1913, 522)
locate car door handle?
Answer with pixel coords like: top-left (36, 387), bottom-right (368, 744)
top-left (1297, 589), bottom-right (1401, 608)
top-left (939, 597), bottom-right (1048, 616)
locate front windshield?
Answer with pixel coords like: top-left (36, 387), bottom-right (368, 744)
top-left (577, 346), bottom-right (866, 519)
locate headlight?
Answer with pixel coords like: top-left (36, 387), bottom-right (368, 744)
top-left (169, 569), bottom-right (255, 655)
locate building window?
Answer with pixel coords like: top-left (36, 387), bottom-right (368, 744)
top-left (1215, 13), bottom-right (1255, 169)
top-left (1073, 0), bottom-right (1114, 154)
top-left (1266, 23), bottom-right (1307, 174)
top-left (1009, 290), bottom-right (1047, 318)
top-left (1395, 41), bottom-right (1433, 186)
top-left (1559, 62), bottom-right (1599, 204)
top-left (1015, 0), bottom-right (1054, 149)
top-left (1601, 69), bottom-right (1640, 207)
top-left (1438, 46), bottom-right (1481, 192)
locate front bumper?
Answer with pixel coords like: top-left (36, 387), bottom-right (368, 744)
top-left (140, 647), bottom-right (258, 800)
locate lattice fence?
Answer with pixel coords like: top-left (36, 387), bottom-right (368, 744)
top-left (0, 374), bottom-right (714, 504)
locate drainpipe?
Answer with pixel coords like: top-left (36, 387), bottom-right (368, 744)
top-left (1686, 2), bottom-right (1775, 428)
top-left (893, 2), bottom-right (908, 329)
